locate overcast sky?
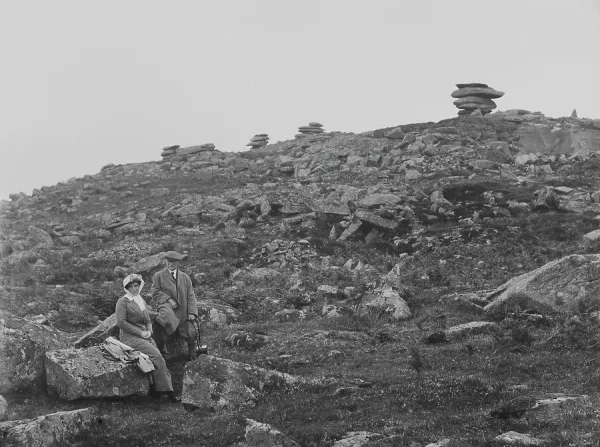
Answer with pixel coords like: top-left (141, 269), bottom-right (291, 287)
top-left (1, 0), bottom-right (599, 200)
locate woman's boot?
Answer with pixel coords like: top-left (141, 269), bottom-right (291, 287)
top-left (149, 382), bottom-right (160, 400)
top-left (187, 343), bottom-right (197, 361)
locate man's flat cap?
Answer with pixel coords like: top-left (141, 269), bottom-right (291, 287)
top-left (164, 251), bottom-right (185, 261)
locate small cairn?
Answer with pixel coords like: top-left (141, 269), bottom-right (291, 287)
top-left (246, 134), bottom-right (269, 149)
top-left (451, 83), bottom-right (504, 116)
top-left (296, 122), bottom-right (325, 138)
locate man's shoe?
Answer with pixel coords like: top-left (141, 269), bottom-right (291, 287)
top-left (157, 340), bottom-right (170, 357)
top-left (166, 392), bottom-right (181, 403)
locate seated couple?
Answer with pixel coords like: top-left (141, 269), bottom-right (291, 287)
top-left (115, 251), bottom-right (198, 402)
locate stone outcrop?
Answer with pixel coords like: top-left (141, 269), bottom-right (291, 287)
top-left (125, 251), bottom-right (169, 274)
top-left (247, 134), bottom-right (270, 149)
top-left (250, 239), bottom-right (318, 268)
top-left (514, 122), bottom-right (600, 154)
top-left (74, 313), bottom-right (118, 348)
top-left (296, 122), bottom-right (325, 137)
top-left (245, 419), bottom-right (299, 447)
top-left (0, 408), bottom-right (99, 447)
top-left (161, 143), bottom-right (215, 160)
top-left (45, 346), bottom-right (149, 400)
top-left (181, 356), bottom-right (302, 412)
top-left (28, 225), bottom-right (54, 246)
top-left (451, 83), bottom-right (504, 116)
top-left (197, 300), bottom-right (240, 326)
top-left (360, 287), bottom-right (411, 320)
top-left (484, 254), bottom-right (600, 317)
top-left (0, 310), bottom-right (69, 393)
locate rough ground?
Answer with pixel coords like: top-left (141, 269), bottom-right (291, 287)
top-left (2, 111), bottom-right (600, 446)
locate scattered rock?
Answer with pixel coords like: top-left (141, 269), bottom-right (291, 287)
top-left (182, 356), bottom-right (302, 413)
top-left (74, 313), bottom-right (118, 348)
top-left (0, 310), bottom-right (69, 393)
top-left (275, 309), bottom-right (304, 322)
top-left (484, 254), bottom-right (600, 317)
top-left (245, 419), bottom-right (299, 447)
top-left (332, 431), bottom-right (386, 446)
top-left (28, 225), bottom-right (54, 246)
top-left (317, 285), bottom-right (339, 295)
top-left (360, 288), bottom-right (411, 320)
top-left (445, 321), bottom-right (498, 339)
top-left (197, 300), bottom-right (240, 326)
top-left (528, 393), bottom-right (590, 422)
top-left (583, 229), bottom-right (600, 244)
top-left (494, 431), bottom-right (543, 446)
top-left (0, 408), bottom-right (100, 446)
top-left (225, 332), bottom-right (269, 350)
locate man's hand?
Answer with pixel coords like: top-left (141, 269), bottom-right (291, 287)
top-left (141, 331), bottom-right (151, 339)
top-left (188, 314), bottom-right (196, 321)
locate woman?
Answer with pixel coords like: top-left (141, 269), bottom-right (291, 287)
top-left (116, 273), bottom-right (180, 403)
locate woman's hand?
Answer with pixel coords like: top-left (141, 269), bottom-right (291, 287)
top-left (141, 331), bottom-right (151, 339)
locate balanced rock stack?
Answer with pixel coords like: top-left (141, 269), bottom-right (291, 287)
top-left (247, 134), bottom-right (269, 149)
top-left (161, 145), bottom-right (180, 159)
top-left (296, 122), bottom-right (325, 138)
top-left (451, 83), bottom-right (504, 116)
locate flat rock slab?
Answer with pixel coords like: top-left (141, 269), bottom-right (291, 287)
top-left (45, 346), bottom-right (148, 400)
top-left (0, 310), bottom-right (69, 393)
top-left (182, 355), bottom-right (302, 413)
top-left (355, 210), bottom-right (399, 231)
top-left (445, 321), bottom-right (498, 340)
top-left (451, 87), bottom-right (504, 99)
top-left (484, 254), bottom-right (600, 317)
top-left (494, 431), bottom-right (543, 446)
top-left (0, 408), bottom-right (99, 447)
top-left (245, 419), bottom-right (299, 447)
top-left (74, 313), bottom-right (118, 348)
top-left (357, 193), bottom-right (402, 208)
top-left (528, 394), bottom-right (590, 422)
top-left (333, 431), bottom-right (386, 447)
top-left (456, 83), bottom-right (488, 88)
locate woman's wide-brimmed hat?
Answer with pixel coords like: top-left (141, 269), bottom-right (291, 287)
top-left (123, 273), bottom-right (143, 289)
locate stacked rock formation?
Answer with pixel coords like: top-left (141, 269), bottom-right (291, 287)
top-left (296, 122), bottom-right (325, 137)
top-left (246, 134), bottom-right (269, 149)
top-left (161, 143), bottom-right (215, 160)
top-left (451, 83), bottom-right (504, 116)
top-left (161, 145), bottom-right (180, 158)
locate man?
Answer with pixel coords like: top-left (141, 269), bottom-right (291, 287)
top-left (150, 251), bottom-right (199, 361)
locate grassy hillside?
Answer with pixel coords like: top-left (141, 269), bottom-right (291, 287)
top-left (2, 114), bottom-right (600, 446)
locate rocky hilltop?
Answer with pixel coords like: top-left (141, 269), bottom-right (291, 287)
top-left (2, 107), bottom-right (600, 446)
